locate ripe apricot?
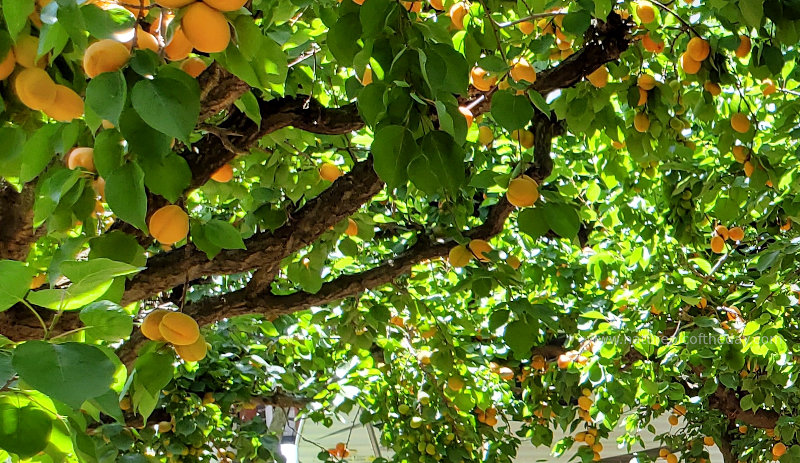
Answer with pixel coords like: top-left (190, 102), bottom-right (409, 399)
top-left (478, 126), bottom-right (493, 146)
top-left (666, 454), bottom-right (678, 463)
top-left (498, 367), bottom-right (514, 380)
top-left (468, 239), bottom-right (492, 261)
top-left (470, 67), bottom-right (496, 91)
top-left (680, 53), bottom-right (701, 74)
top-left (703, 436), bottom-right (714, 446)
top-left (641, 33), bottom-right (664, 53)
top-left (134, 27), bottom-right (160, 53)
top-left (67, 147), bottom-right (95, 172)
top-left (637, 74), bottom-right (656, 91)
top-left (124, 0), bottom-right (151, 16)
top-left (586, 66), bottom-right (608, 88)
top-left (732, 145), bottom-right (748, 163)
top-left (149, 204), bottom-right (190, 245)
top-left (636, 2), bottom-right (655, 23)
top-left (83, 39), bottom-right (130, 78)
top-left (360, 67), bottom-right (373, 85)
top-left (345, 218), bottom-right (358, 236)
top-left (401, 1), bottom-right (422, 12)
top-left (182, 3), bottom-right (231, 53)
top-left (141, 309), bottom-right (170, 341)
top-left (165, 27), bottom-right (193, 61)
top-left (637, 88), bottom-right (648, 106)
top-left (43, 85), bottom-right (84, 122)
top-left (762, 79), bottom-right (777, 96)
top-left (743, 160), bottom-right (754, 177)
top-left (728, 226), bottom-right (744, 241)
top-left (158, 311), bottom-right (200, 345)
top-left (531, 355), bottom-right (545, 370)
top-left (715, 224), bottom-right (729, 240)
top-left (634, 112), bottom-right (650, 132)
top-left (506, 255), bottom-right (521, 269)
top-left (704, 81), bottom-right (721, 96)
top-left (511, 129), bottom-right (534, 148)
top-left (447, 376), bottom-right (464, 391)
top-left (319, 162), bottom-right (342, 182)
top-left (730, 112), bottom-right (750, 133)
top-left (736, 35), bottom-right (751, 58)
top-left (93, 177), bottom-right (106, 199)
top-left (14, 67), bottom-right (57, 110)
top-left (0, 48), bottom-right (14, 80)
top-left (210, 164), bottom-right (234, 182)
top-left (14, 36), bottom-right (46, 68)
top-left (449, 245), bottom-right (472, 267)
top-left (459, 106), bottom-right (473, 128)
top-left (710, 235), bottom-right (725, 253)
top-left (668, 414), bottom-right (679, 426)
top-left (506, 175), bottom-right (539, 207)
top-left (203, 0), bottom-right (247, 11)
top-left (429, 0), bottom-right (443, 9)
top-left (510, 57), bottom-right (536, 83)
top-left (29, 273), bottom-right (46, 289)
top-left (578, 396), bottom-right (593, 411)
top-left (449, 2), bottom-right (468, 29)
top-left (180, 57), bottom-right (207, 78)
top-left (174, 334), bottom-right (208, 362)
top-left (773, 443), bottom-right (787, 458)
top-left (518, 21), bottom-right (535, 34)
top-left (157, 0), bottom-right (194, 7)
top-left (687, 37), bottom-right (710, 61)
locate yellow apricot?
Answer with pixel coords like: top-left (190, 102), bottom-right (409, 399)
top-left (730, 112), bottom-right (750, 133)
top-left (634, 112), bottom-right (650, 132)
top-left (478, 126), bottom-right (493, 146)
top-left (319, 163), bottom-right (342, 182)
top-left (470, 67), bottom-right (497, 91)
top-left (158, 312), bottom-right (200, 346)
top-left (586, 66), bottom-right (608, 88)
top-left (703, 81), bottom-right (721, 96)
top-left (468, 239), bottom-right (492, 262)
top-left (511, 129), bottom-right (534, 148)
top-left (43, 85), bottom-right (84, 122)
top-left (429, 0), bottom-right (443, 9)
top-left (636, 2), bottom-right (655, 23)
top-left (447, 376), bottom-right (464, 391)
top-left (728, 226), bottom-right (744, 241)
top-left (133, 26), bottom-right (159, 53)
top-left (0, 48), bottom-right (14, 80)
top-left (210, 164), bottom-right (233, 182)
top-left (156, 0), bottom-right (194, 8)
top-left (141, 309), bottom-right (170, 341)
top-left (83, 39), bottom-right (130, 78)
top-left (510, 57), bottom-right (536, 84)
top-left (743, 160), bottom-right (754, 177)
top-left (680, 53), bottom-right (701, 74)
top-left (686, 37), bottom-right (710, 61)
top-left (148, 205), bottom-right (189, 245)
top-left (732, 145), bottom-right (748, 163)
top-left (165, 27), bottom-right (193, 61)
top-left (449, 245), bottom-right (472, 267)
top-left (641, 33), bottom-right (664, 53)
top-left (715, 224), bottom-right (729, 240)
top-left (360, 67), bottom-right (373, 85)
top-left (29, 273), bottom-right (46, 289)
top-left (180, 57), bottom-right (208, 78)
top-left (14, 36), bottom-right (47, 68)
top-left (93, 177), bottom-right (106, 199)
top-left (637, 88), bottom-right (648, 106)
top-left (506, 175), bottom-right (539, 207)
top-left (518, 21), bottom-right (535, 34)
top-left (637, 74), bottom-right (656, 90)
top-left (14, 67), bottom-right (57, 110)
top-left (449, 2), bottom-right (468, 29)
top-left (203, 0), bottom-right (247, 11)
top-left (67, 147), bottom-right (95, 172)
top-left (174, 334), bottom-right (208, 362)
top-left (181, 3), bottom-right (231, 54)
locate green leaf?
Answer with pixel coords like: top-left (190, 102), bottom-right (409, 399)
top-left (88, 230), bottom-right (147, 267)
top-left (490, 92), bottom-right (534, 132)
top-left (371, 125), bottom-right (417, 188)
top-left (408, 131), bottom-right (465, 195)
top-left (20, 124), bottom-right (60, 183)
top-left (81, 5), bottom-right (135, 40)
top-left (504, 320), bottom-right (536, 359)
top-left (226, 16), bottom-right (288, 90)
top-left (133, 351), bottom-right (174, 397)
top-left (32, 169), bottom-right (82, 227)
top-left (425, 43), bottom-right (469, 95)
top-left (561, 10), bottom-right (592, 35)
top-left (80, 301), bottom-right (133, 342)
top-left (0, 351), bottom-right (14, 385)
top-left (12, 341), bottom-right (116, 409)
top-left (86, 71), bottom-right (126, 126)
top-left (204, 220), bottom-right (246, 250)
top-left (137, 152), bottom-right (191, 203)
top-left (3, 0), bottom-right (35, 39)
top-left (327, 13), bottom-right (362, 66)
top-left (740, 0), bottom-right (764, 27)
top-left (190, 219), bottom-right (222, 260)
top-left (0, 126), bottom-right (26, 179)
top-left (0, 260), bottom-right (35, 312)
top-left (55, 0), bottom-right (87, 50)
top-left (119, 107), bottom-right (173, 158)
top-left (543, 203), bottom-right (581, 239)
top-left (131, 74), bottom-right (200, 142)
top-left (234, 91), bottom-right (262, 127)
top-left (105, 162), bottom-right (148, 231)
top-left (0, 396), bottom-right (52, 458)
top-left (93, 129), bottom-right (125, 179)
top-left (518, 208), bottom-right (550, 239)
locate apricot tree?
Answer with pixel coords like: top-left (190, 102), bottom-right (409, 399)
top-left (0, 0), bottom-right (799, 462)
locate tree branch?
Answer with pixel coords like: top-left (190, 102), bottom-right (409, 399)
top-left (0, 183), bottom-right (42, 261)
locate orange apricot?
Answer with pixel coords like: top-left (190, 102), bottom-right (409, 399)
top-left (736, 35), bottom-right (751, 58)
top-left (158, 311), bottom-right (200, 346)
top-left (156, 0), bottom-right (194, 7)
top-left (148, 205), bottom-right (190, 245)
top-left (586, 66), bottom-right (608, 88)
top-left (345, 218), bottom-right (358, 236)
top-left (43, 85), bottom-right (84, 122)
top-left (14, 67), bottom-right (57, 110)
top-left (728, 226), bottom-right (744, 241)
top-left (181, 3), bottom-right (231, 53)
top-left (710, 235), bottom-right (724, 253)
top-left (510, 57), bottom-right (536, 83)
top-left (468, 239), bottom-right (492, 262)
top-left (203, 0), bottom-right (248, 11)
top-left (165, 27), bottom-right (193, 61)
top-left (506, 175), bottom-right (539, 207)
top-left (180, 57), bottom-right (208, 78)
top-left (0, 47), bottom-right (15, 80)
top-left (686, 37), bottom-right (710, 61)
top-left (680, 53), bottom-right (701, 74)
top-left (174, 334), bottom-right (208, 362)
top-left (83, 39), bottom-right (130, 78)
top-left (319, 162), bottom-right (342, 182)
top-left (470, 66), bottom-right (497, 91)
top-left (141, 309), bottom-right (170, 341)
top-left (210, 164), bottom-right (234, 182)
top-left (730, 112), bottom-right (750, 133)
top-left (449, 2), bottom-right (468, 29)
top-left (518, 21), bottom-right (535, 35)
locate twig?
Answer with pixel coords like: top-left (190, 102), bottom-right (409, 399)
top-left (649, 0), bottom-right (700, 37)
top-left (477, 0), bottom-right (507, 61)
top-left (20, 300), bottom-right (49, 338)
top-left (495, 10), bottom-right (567, 28)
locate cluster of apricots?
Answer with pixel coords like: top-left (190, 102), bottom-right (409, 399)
top-left (475, 407), bottom-right (498, 426)
top-left (574, 425), bottom-right (602, 461)
top-left (709, 224), bottom-right (745, 254)
top-left (141, 309), bottom-right (208, 362)
top-left (667, 404), bottom-right (687, 426)
top-left (448, 239), bottom-right (521, 269)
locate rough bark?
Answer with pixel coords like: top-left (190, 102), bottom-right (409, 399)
top-left (0, 183), bottom-right (40, 261)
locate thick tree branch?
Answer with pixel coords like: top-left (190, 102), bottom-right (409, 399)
top-left (0, 183), bottom-right (41, 261)
top-left (708, 385), bottom-right (779, 429)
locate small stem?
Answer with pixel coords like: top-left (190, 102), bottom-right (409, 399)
top-left (48, 327), bottom-right (89, 341)
top-left (20, 300), bottom-right (49, 339)
top-left (649, 0), bottom-right (700, 37)
top-left (495, 10), bottom-right (567, 28)
top-left (477, 0), bottom-right (507, 61)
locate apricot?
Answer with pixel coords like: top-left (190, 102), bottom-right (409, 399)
top-left (470, 67), bottom-right (496, 91)
top-left (14, 36), bottom-right (47, 68)
top-left (124, 0), bottom-right (151, 16)
top-left (518, 21), bottom-right (535, 35)
top-left (14, 67), bottom-right (57, 110)
top-left (469, 239), bottom-right (492, 261)
top-left (181, 3), bottom-right (231, 53)
top-left (634, 112), bottom-right (650, 132)
top-left (459, 106), bottom-right (473, 128)
top-left (134, 26), bottom-right (160, 53)
top-left (736, 35), bottom-right (751, 58)
top-left (710, 235), bottom-right (724, 253)
top-left (203, 0), bottom-right (248, 11)
top-left (67, 147), bottom-right (95, 172)
top-left (762, 79), bottom-right (777, 96)
top-left (141, 309), bottom-right (170, 341)
top-left (43, 85), bottom-right (84, 122)
top-left (449, 2), bottom-right (468, 29)
top-left (0, 48), bottom-right (14, 80)
top-left (210, 163), bottom-right (234, 182)
top-left (165, 27), bottom-right (193, 61)
top-left (93, 177), bottom-right (106, 199)
top-left (668, 414), bottom-right (679, 426)
top-left (157, 0), bottom-right (193, 8)
top-left (703, 436), bottom-right (714, 446)
top-left (586, 66), bottom-right (608, 88)
top-left (478, 126), bottom-right (493, 146)
top-left (506, 175), bottom-right (539, 207)
top-left (506, 255), bottom-right (521, 269)
top-left (498, 367), bottom-right (514, 380)
top-left (447, 376), bottom-right (464, 391)
top-left (743, 160), bottom-right (754, 177)
top-left (429, 0), bottom-right (443, 10)
top-left (511, 129), bottom-right (534, 148)
top-left (641, 33), bottom-right (664, 53)
top-left (180, 57), bottom-right (207, 78)
top-left (158, 312), bottom-right (200, 346)
top-left (174, 334), bottom-right (208, 362)
top-left (773, 443), bottom-right (787, 458)
top-left (680, 53), bottom-right (701, 74)
top-left (401, 1), bottom-right (422, 12)
top-left (687, 37), bottom-right (710, 61)
top-left (637, 88), bottom-right (648, 106)
top-left (732, 145), bottom-right (748, 163)
top-left (83, 39), bottom-right (130, 78)
top-left (360, 67), bottom-right (373, 85)
top-left (319, 162), bottom-right (342, 182)
top-left (729, 226), bottom-right (744, 241)
top-left (448, 245), bottom-right (472, 267)
top-left (703, 81), bottom-right (721, 96)
top-left (149, 205), bottom-right (189, 245)
top-left (29, 273), bottom-right (46, 289)
top-left (637, 74), bottom-right (656, 90)
top-left (715, 224), bottom-right (729, 240)
top-left (531, 355), bottom-right (545, 370)
top-left (345, 218), bottom-right (358, 236)
top-left (510, 57), bottom-right (536, 84)
top-left (636, 2), bottom-right (655, 23)
top-left (730, 112), bottom-right (750, 133)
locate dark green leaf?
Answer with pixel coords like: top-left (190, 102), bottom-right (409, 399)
top-left (105, 162), bottom-right (148, 231)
